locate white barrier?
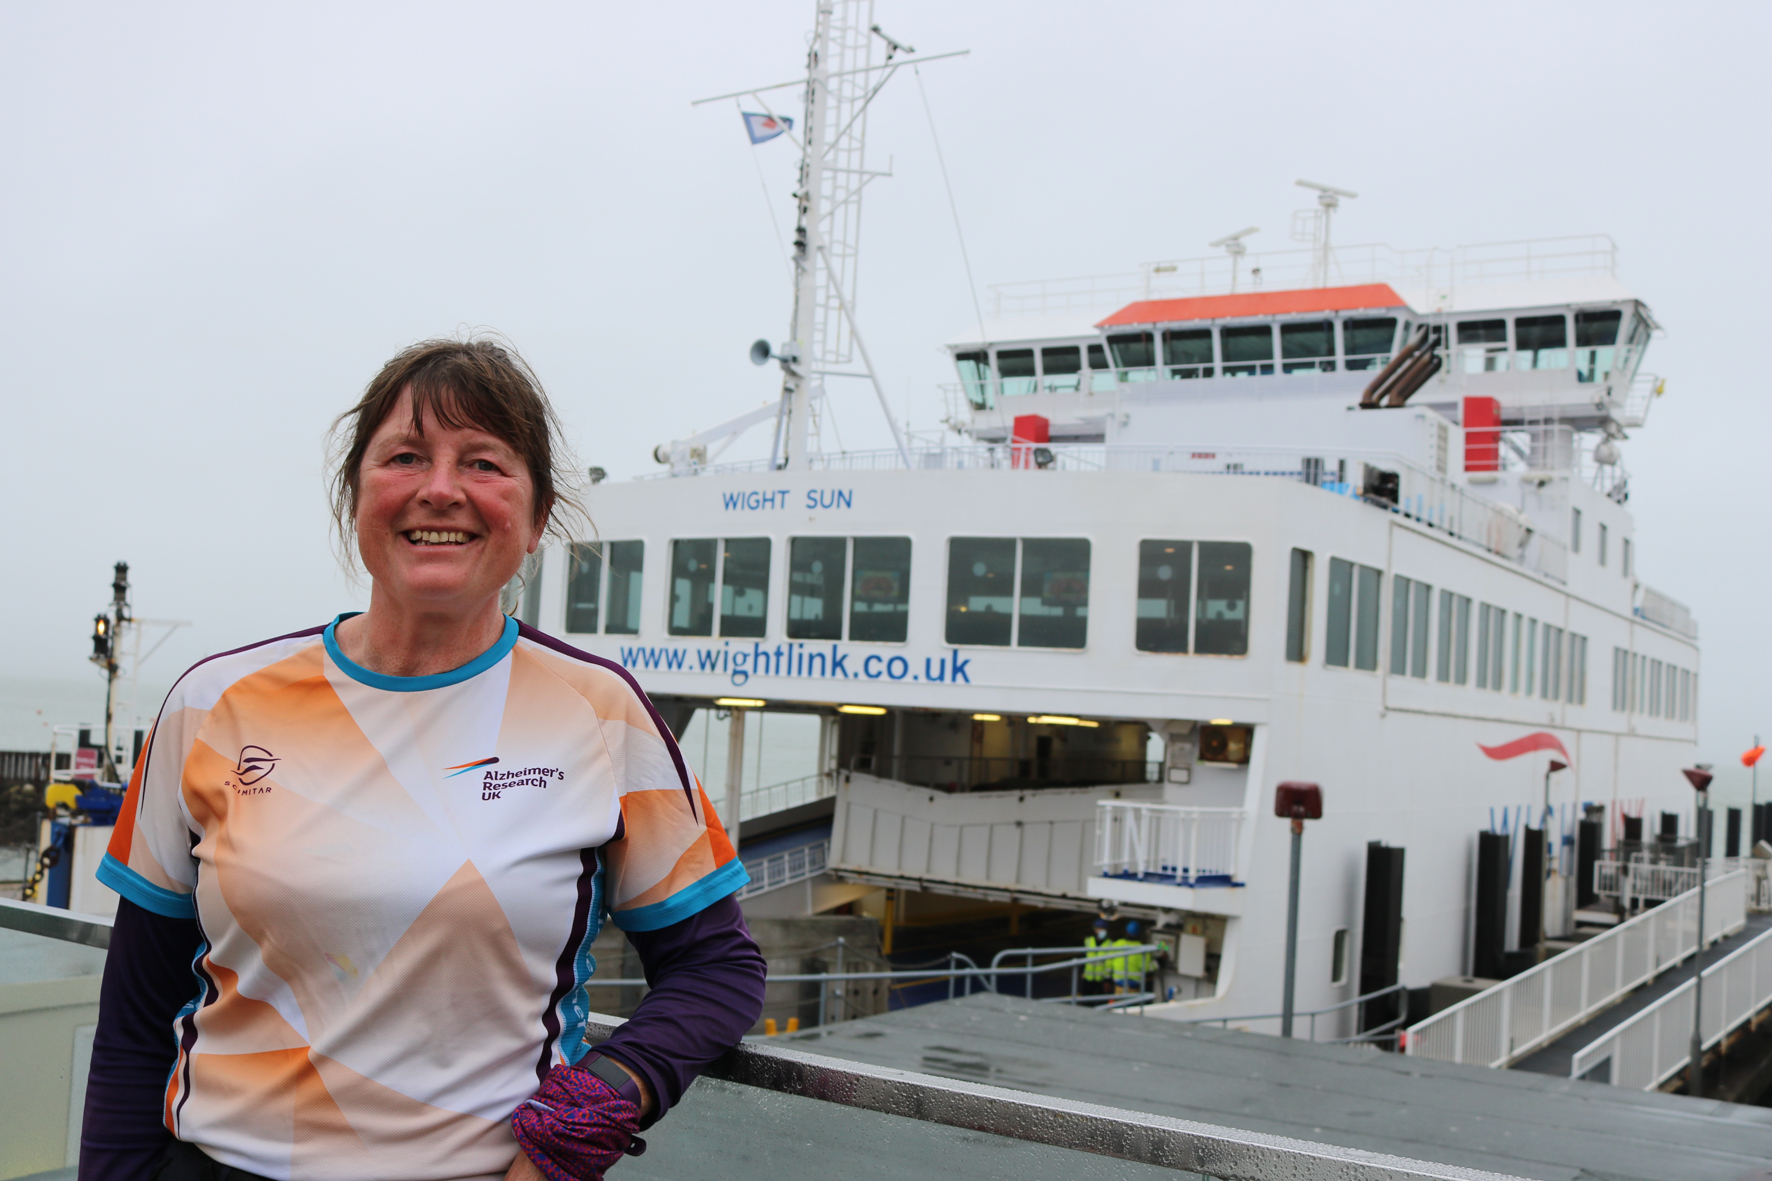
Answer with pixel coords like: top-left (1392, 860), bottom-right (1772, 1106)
top-left (1404, 870), bottom-right (1748, 1067)
top-left (1568, 924), bottom-right (1772, 1089)
top-left (1094, 801), bottom-right (1245, 885)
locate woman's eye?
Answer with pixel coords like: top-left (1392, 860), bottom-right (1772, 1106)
top-left (472, 459), bottom-right (502, 472)
top-left (391, 453), bottom-right (420, 466)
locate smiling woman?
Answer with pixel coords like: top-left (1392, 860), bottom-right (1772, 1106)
top-left (81, 338), bottom-right (766, 1181)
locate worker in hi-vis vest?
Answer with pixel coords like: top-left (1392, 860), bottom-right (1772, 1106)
top-left (1081, 918), bottom-right (1114, 996)
top-left (1110, 920), bottom-right (1151, 994)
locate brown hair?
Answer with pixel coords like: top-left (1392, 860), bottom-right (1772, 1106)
top-left (327, 336), bottom-right (587, 568)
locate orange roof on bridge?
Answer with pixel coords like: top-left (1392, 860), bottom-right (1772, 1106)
top-left (1097, 283), bottom-right (1409, 327)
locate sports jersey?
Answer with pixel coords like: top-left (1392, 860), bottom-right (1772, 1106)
top-left (98, 615), bottom-right (747, 1181)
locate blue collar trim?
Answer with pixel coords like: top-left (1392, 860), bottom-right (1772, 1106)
top-left (323, 612), bottom-right (519, 692)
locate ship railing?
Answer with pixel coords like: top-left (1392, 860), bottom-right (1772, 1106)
top-left (1178, 981), bottom-right (1410, 1046)
top-left (1591, 856), bottom-right (1739, 906)
top-left (1094, 802), bottom-right (1246, 887)
top-left (1635, 583), bottom-right (1697, 639)
top-left (0, 900), bottom-right (1530, 1179)
top-left (737, 839), bottom-right (830, 900)
top-left (1403, 870), bottom-right (1748, 1068)
top-left (738, 770), bottom-right (837, 822)
top-left (1568, 923), bottom-right (1772, 1089)
top-left (852, 753), bottom-right (1160, 792)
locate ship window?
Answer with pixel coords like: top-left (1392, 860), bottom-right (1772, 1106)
top-left (1343, 318), bottom-right (1397, 370)
top-left (946, 537), bottom-right (1018, 647)
top-left (1453, 595), bottom-right (1472, 684)
top-left (1331, 928), bottom-right (1349, 985)
top-left (1599, 522), bottom-right (1609, 566)
top-left (1325, 558), bottom-right (1380, 669)
top-left (1163, 329), bottom-right (1214, 379)
top-left (1390, 575), bottom-right (1411, 675)
top-left (996, 349), bottom-right (1037, 396)
top-left (1285, 548), bottom-right (1312, 663)
top-left (1136, 540), bottom-right (1192, 654)
top-left (1515, 314), bottom-right (1569, 370)
top-left (787, 536), bottom-right (847, 641)
top-left (1107, 332), bottom-right (1156, 374)
top-left (851, 537), bottom-right (912, 643)
top-left (1410, 582), bottom-right (1432, 678)
top-left (1457, 319), bottom-right (1507, 344)
top-left (1197, 542), bottom-right (1253, 656)
top-left (1622, 536), bottom-right (1631, 577)
top-left (1221, 325), bottom-right (1274, 376)
top-left (566, 542), bottom-right (602, 634)
top-left (1576, 309), bottom-right (1622, 383)
top-left (957, 351), bottom-right (993, 408)
top-left (719, 538), bottom-right (771, 639)
top-left (1436, 590), bottom-right (1454, 683)
top-left (1523, 618), bottom-right (1537, 696)
top-left (1087, 344), bottom-right (1114, 391)
top-left (1019, 539), bottom-right (1091, 649)
top-left (605, 541), bottom-right (644, 635)
top-left (1542, 626), bottom-right (1564, 701)
top-left (1513, 614), bottom-right (1526, 694)
top-left (1568, 634), bottom-right (1588, 705)
top-left (1041, 345), bottom-right (1082, 393)
top-left (1612, 647), bottom-right (1626, 711)
top-left (669, 538), bottom-right (718, 636)
top-left (1280, 321), bottom-right (1336, 374)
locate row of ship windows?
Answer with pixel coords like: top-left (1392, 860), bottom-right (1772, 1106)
top-left (1287, 551), bottom-right (1596, 705)
top-left (955, 308), bottom-right (1643, 402)
top-left (1612, 649), bottom-right (1695, 721)
top-left (550, 536), bottom-right (1254, 653)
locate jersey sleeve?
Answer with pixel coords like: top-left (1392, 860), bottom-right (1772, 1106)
top-left (99, 685), bottom-right (203, 919)
top-left (598, 678), bottom-right (748, 933)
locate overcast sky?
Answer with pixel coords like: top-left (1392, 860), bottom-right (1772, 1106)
top-left (3, 1), bottom-right (1766, 797)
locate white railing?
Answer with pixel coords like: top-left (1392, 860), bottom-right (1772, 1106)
top-left (737, 839), bottom-right (830, 900)
top-left (739, 771), bottom-right (837, 822)
top-left (1569, 924), bottom-right (1772, 1089)
top-left (1637, 584), bottom-right (1698, 639)
top-left (1094, 802), bottom-right (1245, 886)
top-left (1404, 870), bottom-right (1748, 1067)
top-left (1593, 860), bottom-right (1702, 903)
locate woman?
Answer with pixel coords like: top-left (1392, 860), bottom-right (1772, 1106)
top-left (83, 339), bottom-right (767, 1181)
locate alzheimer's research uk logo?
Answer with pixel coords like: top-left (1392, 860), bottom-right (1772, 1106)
top-left (234, 746), bottom-right (279, 786)
top-left (443, 756), bottom-right (500, 778)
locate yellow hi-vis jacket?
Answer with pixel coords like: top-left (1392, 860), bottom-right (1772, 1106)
top-left (1109, 938), bottom-right (1149, 989)
top-left (1083, 934), bottom-right (1112, 981)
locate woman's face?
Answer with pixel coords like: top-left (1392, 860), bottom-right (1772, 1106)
top-left (355, 387), bottom-right (542, 617)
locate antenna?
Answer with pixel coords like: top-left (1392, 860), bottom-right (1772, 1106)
top-left (870, 24), bottom-right (914, 61)
top-left (1208, 226), bottom-right (1260, 293)
top-left (1295, 180), bottom-right (1357, 287)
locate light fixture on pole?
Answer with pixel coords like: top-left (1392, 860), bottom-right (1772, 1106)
top-left (1274, 782), bottom-right (1322, 1037)
top-left (1537, 758), bottom-right (1567, 965)
top-left (1682, 765), bottom-right (1715, 1097)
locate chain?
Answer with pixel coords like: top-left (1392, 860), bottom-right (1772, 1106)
top-left (18, 843), bottom-right (60, 903)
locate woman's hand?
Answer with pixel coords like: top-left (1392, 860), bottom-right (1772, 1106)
top-left (504, 1151), bottom-right (545, 1181)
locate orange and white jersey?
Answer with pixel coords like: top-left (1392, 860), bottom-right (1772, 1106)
top-left (100, 615), bottom-right (745, 1181)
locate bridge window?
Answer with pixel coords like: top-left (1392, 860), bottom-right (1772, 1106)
top-left (1041, 345), bottom-right (1082, 392)
top-left (566, 540), bottom-right (644, 635)
top-left (1163, 329), bottom-right (1214, 379)
top-left (1456, 319), bottom-right (1509, 373)
top-left (1515, 314), bottom-right (1569, 370)
top-left (1088, 343), bottom-right (1115, 392)
top-left (995, 349), bottom-right (1036, 396)
top-left (789, 536), bottom-right (913, 643)
top-left (1106, 332), bottom-right (1156, 381)
top-left (1220, 325), bottom-right (1274, 376)
top-left (1280, 321), bottom-right (1335, 374)
top-left (956, 351), bottom-right (992, 408)
top-left (670, 537), bottom-right (769, 638)
top-left (1342, 318), bottom-right (1397, 371)
top-left (1575, 309), bottom-right (1622, 383)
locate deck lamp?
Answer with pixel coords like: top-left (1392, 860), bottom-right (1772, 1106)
top-left (1682, 765), bottom-right (1714, 1097)
top-left (1274, 782), bottom-right (1322, 1038)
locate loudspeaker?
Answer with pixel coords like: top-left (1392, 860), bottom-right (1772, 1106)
top-left (1360, 841), bottom-right (1406, 1034)
top-left (1474, 831), bottom-right (1509, 979)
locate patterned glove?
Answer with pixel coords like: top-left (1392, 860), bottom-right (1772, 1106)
top-left (511, 1062), bottom-right (647, 1181)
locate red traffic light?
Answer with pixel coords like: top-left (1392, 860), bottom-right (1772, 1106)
top-left (1275, 782), bottom-right (1322, 820)
top-left (1682, 767), bottom-right (1714, 792)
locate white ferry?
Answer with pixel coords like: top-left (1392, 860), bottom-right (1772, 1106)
top-left (514, 2), bottom-right (1700, 1030)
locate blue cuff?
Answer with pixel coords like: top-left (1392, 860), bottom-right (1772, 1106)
top-left (98, 853), bottom-right (196, 919)
top-left (610, 860), bottom-right (750, 933)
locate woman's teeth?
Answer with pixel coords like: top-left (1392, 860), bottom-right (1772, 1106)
top-left (407, 530), bottom-right (469, 545)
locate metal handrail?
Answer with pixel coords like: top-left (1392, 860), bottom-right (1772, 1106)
top-left (583, 1012), bottom-right (1525, 1180)
top-left (0, 896), bottom-right (113, 949)
top-left (1177, 982), bottom-right (1409, 1045)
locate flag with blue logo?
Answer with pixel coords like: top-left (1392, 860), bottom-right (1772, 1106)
top-left (741, 111), bottom-right (793, 144)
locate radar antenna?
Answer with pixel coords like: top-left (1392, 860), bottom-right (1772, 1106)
top-left (1294, 179), bottom-right (1357, 287)
top-left (1207, 226), bottom-right (1260, 293)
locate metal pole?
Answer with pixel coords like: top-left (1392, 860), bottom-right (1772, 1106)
top-left (1688, 787), bottom-right (1708, 1097)
top-left (1281, 816), bottom-right (1303, 1037)
top-left (725, 707), bottom-right (747, 853)
top-left (1537, 765), bottom-right (1550, 965)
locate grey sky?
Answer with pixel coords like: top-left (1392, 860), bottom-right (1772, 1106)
top-left (3, 1), bottom-right (1766, 799)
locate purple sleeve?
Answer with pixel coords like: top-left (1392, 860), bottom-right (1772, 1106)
top-left (593, 893), bottom-right (766, 1123)
top-left (80, 898), bottom-right (202, 1180)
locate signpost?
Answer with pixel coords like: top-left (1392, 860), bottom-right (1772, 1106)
top-left (1275, 782), bottom-right (1322, 1038)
